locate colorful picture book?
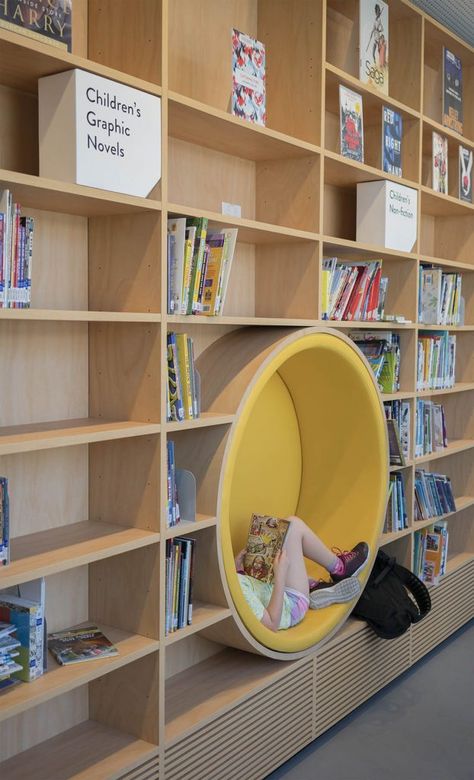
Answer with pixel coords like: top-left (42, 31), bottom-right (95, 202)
top-left (414, 521), bottom-right (448, 586)
top-left (459, 146), bottom-right (473, 203)
top-left (415, 400), bottom-right (447, 458)
top-left (432, 132), bottom-right (448, 195)
top-left (417, 332), bottom-right (456, 391)
top-left (0, 583), bottom-right (45, 683)
top-left (0, 190), bottom-right (35, 308)
top-left (384, 473), bottom-right (408, 533)
top-left (167, 332), bottom-right (200, 422)
top-left (359, 0), bottom-right (389, 94)
top-left (0, 0), bottom-right (72, 51)
top-left (167, 440), bottom-right (181, 529)
top-left (48, 624), bottom-right (118, 665)
top-left (382, 106), bottom-right (402, 177)
top-left (165, 537), bottom-right (195, 634)
top-left (339, 85), bottom-right (364, 162)
top-left (415, 470), bottom-right (455, 523)
top-left (0, 478), bottom-right (9, 567)
top-left (384, 400), bottom-right (410, 462)
top-left (350, 331), bottom-right (400, 393)
top-left (231, 28), bottom-right (266, 126)
top-left (418, 266), bottom-right (462, 326)
top-left (243, 514), bottom-right (290, 584)
top-left (321, 258), bottom-right (385, 321)
top-left (442, 47), bottom-right (463, 135)
top-left (167, 217), bottom-right (237, 316)
top-left (0, 621), bottom-right (22, 691)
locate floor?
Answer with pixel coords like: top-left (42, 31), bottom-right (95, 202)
top-left (267, 619), bottom-right (474, 780)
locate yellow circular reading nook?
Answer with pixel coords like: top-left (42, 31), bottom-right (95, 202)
top-left (197, 327), bottom-right (389, 659)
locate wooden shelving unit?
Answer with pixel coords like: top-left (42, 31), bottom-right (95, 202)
top-left (0, 1), bottom-right (473, 778)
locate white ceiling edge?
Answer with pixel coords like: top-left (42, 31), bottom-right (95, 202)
top-left (410, 0), bottom-right (474, 47)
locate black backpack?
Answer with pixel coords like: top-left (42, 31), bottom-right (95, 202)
top-left (352, 549), bottom-right (431, 639)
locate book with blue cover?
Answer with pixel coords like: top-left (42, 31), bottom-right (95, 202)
top-left (382, 106), bottom-right (402, 177)
top-left (443, 47), bottom-right (463, 135)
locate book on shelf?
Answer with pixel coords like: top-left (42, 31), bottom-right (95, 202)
top-left (167, 440), bottom-right (181, 529)
top-left (0, 578), bottom-right (46, 683)
top-left (432, 132), bottom-right (448, 195)
top-left (414, 470), bottom-right (456, 523)
top-left (0, 0), bottom-right (72, 51)
top-left (415, 400), bottom-right (447, 458)
top-left (459, 145), bottom-right (473, 203)
top-left (418, 266), bottom-right (462, 326)
top-left (417, 332), bottom-right (456, 391)
top-left (243, 514), bottom-right (290, 584)
top-left (0, 477), bottom-right (9, 567)
top-left (359, 0), bottom-right (389, 95)
top-left (165, 537), bottom-right (195, 635)
top-left (350, 331), bottom-right (400, 393)
top-left (167, 217), bottom-right (237, 316)
top-left (339, 85), bottom-right (364, 163)
top-left (0, 190), bottom-right (35, 309)
top-left (48, 624), bottom-right (118, 665)
top-left (382, 106), bottom-right (402, 178)
top-left (321, 257), bottom-right (385, 321)
top-left (384, 400), bottom-right (410, 462)
top-left (166, 332), bottom-right (200, 422)
top-left (231, 28), bottom-right (266, 126)
top-left (386, 418), bottom-right (405, 467)
top-left (414, 521), bottom-right (449, 586)
top-left (442, 47), bottom-right (463, 135)
top-left (384, 473), bottom-right (408, 533)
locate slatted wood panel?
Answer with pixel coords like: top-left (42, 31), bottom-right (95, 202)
top-left (314, 626), bottom-right (411, 738)
top-left (164, 661), bottom-right (314, 780)
top-left (118, 756), bottom-right (160, 780)
top-left (411, 561), bottom-right (474, 664)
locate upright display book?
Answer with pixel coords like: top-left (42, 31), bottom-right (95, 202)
top-left (382, 107), bottom-right (402, 177)
top-left (0, 0), bottom-right (72, 51)
top-left (243, 514), bottom-right (290, 583)
top-left (432, 132), bottom-right (448, 194)
top-left (359, 0), bottom-right (389, 95)
top-left (459, 145), bottom-right (473, 203)
top-left (339, 86), bottom-right (364, 162)
top-left (232, 28), bottom-right (266, 126)
top-left (442, 47), bottom-right (463, 135)
top-left (48, 624), bottom-right (118, 665)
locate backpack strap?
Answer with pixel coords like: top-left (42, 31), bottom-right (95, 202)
top-left (391, 561), bottom-right (432, 623)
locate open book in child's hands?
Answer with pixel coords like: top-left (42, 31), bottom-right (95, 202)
top-left (243, 514), bottom-right (290, 583)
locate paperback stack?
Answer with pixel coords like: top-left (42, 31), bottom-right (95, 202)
top-left (384, 473), bottom-right (408, 533)
top-left (167, 440), bottom-right (181, 528)
top-left (0, 190), bottom-right (35, 308)
top-left (321, 258), bottom-right (386, 321)
top-left (0, 477), bottom-right (9, 567)
top-left (0, 590), bottom-right (45, 682)
top-left (167, 217), bottom-right (237, 316)
top-left (415, 400), bottom-right (447, 458)
top-left (350, 331), bottom-right (400, 392)
top-left (417, 332), bottom-right (456, 391)
top-left (414, 521), bottom-right (449, 586)
top-left (418, 266), bottom-right (462, 326)
top-left (384, 400), bottom-right (410, 461)
top-left (414, 469), bottom-right (456, 522)
top-left (167, 332), bottom-right (200, 422)
top-left (0, 622), bottom-right (22, 692)
top-left (165, 537), bottom-right (195, 635)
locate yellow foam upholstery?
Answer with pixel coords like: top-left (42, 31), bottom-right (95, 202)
top-left (220, 331), bottom-right (388, 654)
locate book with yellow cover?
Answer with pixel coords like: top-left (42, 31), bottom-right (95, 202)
top-left (243, 514), bottom-right (290, 583)
top-left (202, 234), bottom-right (225, 315)
top-left (175, 333), bottom-right (194, 419)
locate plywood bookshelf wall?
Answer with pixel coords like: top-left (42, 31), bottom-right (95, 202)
top-left (0, 1), bottom-right (472, 778)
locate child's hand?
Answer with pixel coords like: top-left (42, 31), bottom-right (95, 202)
top-left (273, 549), bottom-right (289, 582)
top-left (234, 548), bottom-right (246, 571)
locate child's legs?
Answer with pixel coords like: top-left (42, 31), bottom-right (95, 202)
top-left (286, 516), bottom-right (338, 573)
top-left (282, 519), bottom-right (311, 596)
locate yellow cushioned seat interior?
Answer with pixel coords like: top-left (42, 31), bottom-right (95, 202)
top-left (220, 332), bottom-right (388, 654)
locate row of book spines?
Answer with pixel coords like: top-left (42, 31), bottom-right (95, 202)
top-left (165, 537), bottom-right (195, 635)
top-left (384, 400), bottom-right (411, 462)
top-left (166, 332), bottom-right (200, 422)
top-left (0, 195), bottom-right (35, 308)
top-left (416, 333), bottom-right (456, 391)
top-left (322, 259), bottom-right (386, 322)
top-left (418, 267), bottom-right (463, 326)
top-left (413, 522), bottom-right (449, 586)
top-left (414, 469), bottom-right (456, 522)
top-left (0, 477), bottom-right (9, 567)
top-left (415, 400), bottom-right (448, 458)
top-left (351, 332), bottom-right (400, 393)
top-left (167, 440), bottom-right (181, 528)
top-left (385, 473), bottom-right (408, 533)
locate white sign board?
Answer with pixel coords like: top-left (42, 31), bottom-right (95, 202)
top-left (356, 180), bottom-right (418, 252)
top-left (39, 69), bottom-right (161, 198)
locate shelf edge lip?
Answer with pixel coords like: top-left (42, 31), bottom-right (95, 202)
top-left (166, 315), bottom-right (319, 327)
top-left (164, 517), bottom-right (217, 539)
top-left (164, 606), bottom-right (232, 647)
top-left (419, 254), bottom-right (474, 272)
top-left (416, 383), bottom-right (474, 396)
top-left (322, 234), bottom-right (419, 261)
top-left (422, 115), bottom-right (474, 151)
top-left (0, 309), bottom-right (162, 322)
top-left (411, 496), bottom-right (474, 531)
top-left (324, 150), bottom-right (420, 190)
top-left (324, 61), bottom-right (421, 119)
top-left (166, 414), bottom-right (234, 432)
top-left (420, 185), bottom-right (474, 214)
top-left (415, 439), bottom-right (474, 464)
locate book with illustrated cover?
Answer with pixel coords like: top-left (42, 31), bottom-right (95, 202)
top-left (443, 47), bottom-right (463, 135)
top-left (48, 624), bottom-right (118, 665)
top-left (339, 86), bottom-right (364, 162)
top-left (232, 28), bottom-right (266, 126)
top-left (382, 106), bottom-right (402, 177)
top-left (459, 145), bottom-right (473, 203)
top-left (0, 0), bottom-right (72, 51)
top-left (243, 514), bottom-right (290, 583)
top-left (432, 132), bottom-right (448, 194)
top-left (359, 0), bottom-right (389, 95)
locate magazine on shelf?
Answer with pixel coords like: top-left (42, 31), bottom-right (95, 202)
top-left (359, 0), bottom-right (389, 95)
top-left (48, 624), bottom-right (118, 665)
top-left (231, 28), bottom-right (266, 126)
top-left (339, 85), bottom-right (364, 162)
top-left (442, 47), bottom-right (463, 135)
top-left (459, 145), bottom-right (473, 203)
top-left (432, 132), bottom-right (448, 194)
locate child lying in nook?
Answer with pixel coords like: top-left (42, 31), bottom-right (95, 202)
top-left (235, 515), bottom-right (369, 632)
